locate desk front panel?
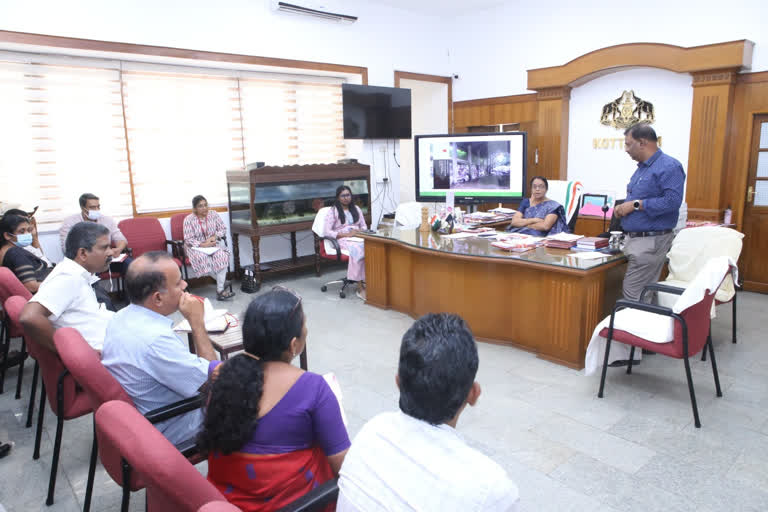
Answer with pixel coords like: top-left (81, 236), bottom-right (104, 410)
top-left (365, 236), bottom-right (626, 369)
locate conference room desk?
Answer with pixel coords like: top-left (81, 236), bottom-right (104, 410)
top-left (361, 228), bottom-right (627, 369)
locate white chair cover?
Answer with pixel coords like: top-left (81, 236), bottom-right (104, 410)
top-left (546, 180), bottom-right (583, 226)
top-left (312, 207), bottom-right (349, 257)
top-left (394, 201), bottom-right (423, 229)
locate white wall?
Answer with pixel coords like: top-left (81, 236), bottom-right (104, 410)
top-left (567, 68), bottom-right (693, 201)
top-left (449, 0), bottom-right (768, 100)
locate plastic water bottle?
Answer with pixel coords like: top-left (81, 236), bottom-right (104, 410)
top-left (724, 205), bottom-right (732, 225)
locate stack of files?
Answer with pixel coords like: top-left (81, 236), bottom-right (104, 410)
top-left (575, 237), bottom-right (609, 250)
top-left (491, 239), bottom-right (537, 252)
top-left (543, 232), bottom-right (583, 249)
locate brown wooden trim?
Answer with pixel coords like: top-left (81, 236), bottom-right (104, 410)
top-left (118, 69), bottom-right (138, 217)
top-left (0, 30), bottom-right (368, 80)
top-left (394, 70), bottom-right (453, 132)
top-left (737, 71), bottom-right (768, 84)
top-left (133, 206), bottom-right (228, 219)
top-left (691, 69), bottom-right (738, 88)
top-left (743, 281), bottom-right (768, 293)
top-left (527, 40), bottom-right (754, 90)
top-left (454, 93), bottom-right (537, 107)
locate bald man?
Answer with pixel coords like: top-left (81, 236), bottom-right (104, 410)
top-left (101, 251), bottom-right (218, 444)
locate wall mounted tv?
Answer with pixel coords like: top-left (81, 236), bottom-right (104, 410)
top-left (414, 132), bottom-right (527, 203)
top-left (342, 83), bottom-right (412, 139)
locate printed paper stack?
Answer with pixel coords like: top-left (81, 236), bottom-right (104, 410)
top-left (544, 232), bottom-right (583, 249)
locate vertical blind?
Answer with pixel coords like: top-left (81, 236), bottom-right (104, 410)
top-left (0, 55), bottom-right (348, 221)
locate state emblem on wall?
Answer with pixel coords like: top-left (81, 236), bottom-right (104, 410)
top-left (599, 90), bottom-right (655, 129)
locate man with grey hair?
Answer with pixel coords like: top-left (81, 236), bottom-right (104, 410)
top-left (21, 222), bottom-right (115, 353)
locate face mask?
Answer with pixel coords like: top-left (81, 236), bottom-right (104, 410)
top-left (87, 210), bottom-right (101, 221)
top-left (13, 233), bottom-right (33, 247)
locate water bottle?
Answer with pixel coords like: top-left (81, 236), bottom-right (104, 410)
top-left (724, 205), bottom-right (732, 225)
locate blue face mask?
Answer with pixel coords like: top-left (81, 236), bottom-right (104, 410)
top-left (13, 232), bottom-right (33, 247)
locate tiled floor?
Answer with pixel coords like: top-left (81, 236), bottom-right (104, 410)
top-left (1, 270), bottom-right (767, 511)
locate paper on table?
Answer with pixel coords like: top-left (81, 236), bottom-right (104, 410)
top-left (546, 232), bottom-right (584, 241)
top-left (174, 297), bottom-right (230, 332)
top-left (571, 251), bottom-right (609, 260)
top-left (345, 236), bottom-right (365, 243)
top-left (442, 232), bottom-right (477, 239)
top-left (192, 246), bottom-right (220, 255)
top-left (323, 372), bottom-right (348, 427)
top-left (489, 207), bottom-right (517, 214)
top-left (110, 253), bottom-right (127, 263)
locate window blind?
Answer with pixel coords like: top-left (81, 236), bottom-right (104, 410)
top-left (0, 61), bottom-right (130, 223)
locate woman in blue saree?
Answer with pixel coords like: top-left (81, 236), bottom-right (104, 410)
top-left (507, 176), bottom-right (569, 236)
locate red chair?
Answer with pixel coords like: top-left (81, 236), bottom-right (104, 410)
top-left (170, 212), bottom-right (191, 280)
top-left (0, 267), bottom-right (31, 397)
top-left (54, 327), bottom-right (204, 512)
top-left (117, 217), bottom-right (183, 267)
top-left (312, 207), bottom-right (354, 299)
top-left (4, 295), bottom-right (92, 505)
top-left (597, 259), bottom-right (732, 428)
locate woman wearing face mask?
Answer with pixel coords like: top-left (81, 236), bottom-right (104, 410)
top-left (2, 208), bottom-right (52, 268)
top-left (0, 214), bottom-right (52, 293)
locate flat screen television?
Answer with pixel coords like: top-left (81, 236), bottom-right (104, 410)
top-left (414, 132), bottom-right (527, 203)
top-left (342, 83), bottom-right (412, 139)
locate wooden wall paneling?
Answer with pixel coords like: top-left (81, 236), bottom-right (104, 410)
top-left (453, 93), bottom-right (537, 132)
top-left (686, 70), bottom-right (738, 221)
top-left (574, 215), bottom-right (607, 237)
top-left (535, 87), bottom-right (570, 181)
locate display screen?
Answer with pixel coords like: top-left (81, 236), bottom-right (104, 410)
top-left (415, 132), bottom-right (527, 203)
top-left (342, 83), bottom-right (412, 139)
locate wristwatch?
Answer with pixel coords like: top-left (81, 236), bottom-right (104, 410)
top-left (633, 200), bottom-right (641, 211)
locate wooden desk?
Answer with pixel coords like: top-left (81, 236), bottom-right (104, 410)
top-left (362, 229), bottom-right (627, 369)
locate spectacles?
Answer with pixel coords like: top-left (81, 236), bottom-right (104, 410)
top-left (272, 285), bottom-right (303, 319)
top-left (339, 193), bottom-right (352, 198)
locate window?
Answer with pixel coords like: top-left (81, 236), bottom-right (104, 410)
top-left (0, 52), bottom-right (349, 222)
top-left (0, 59), bottom-right (130, 223)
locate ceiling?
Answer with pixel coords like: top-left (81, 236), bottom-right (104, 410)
top-left (368, 0), bottom-right (505, 15)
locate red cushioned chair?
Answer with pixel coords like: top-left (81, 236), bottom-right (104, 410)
top-left (53, 327), bottom-right (204, 512)
top-left (118, 217), bottom-right (183, 268)
top-left (597, 260), bottom-right (732, 428)
top-left (4, 295), bottom-right (92, 506)
top-left (312, 207), bottom-right (355, 299)
top-left (170, 212), bottom-right (191, 280)
top-left (0, 267), bottom-right (31, 397)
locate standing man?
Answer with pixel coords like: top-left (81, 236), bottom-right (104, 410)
top-left (20, 222), bottom-right (114, 352)
top-left (101, 251), bottom-right (218, 445)
top-left (614, 123), bottom-right (685, 302)
top-left (59, 193), bottom-right (128, 259)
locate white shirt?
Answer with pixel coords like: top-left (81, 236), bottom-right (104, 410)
top-left (338, 411), bottom-right (520, 512)
top-left (30, 258), bottom-right (113, 350)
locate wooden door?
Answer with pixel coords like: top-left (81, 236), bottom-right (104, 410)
top-left (742, 114), bottom-right (768, 293)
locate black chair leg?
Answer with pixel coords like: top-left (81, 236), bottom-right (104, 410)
top-left (121, 460), bottom-right (132, 512)
top-left (626, 346), bottom-right (636, 374)
top-left (708, 334), bottom-right (723, 398)
top-left (701, 328), bottom-right (711, 362)
top-left (732, 293), bottom-right (737, 343)
top-left (46, 407), bottom-right (65, 504)
top-left (34, 380), bottom-right (46, 459)
top-left (84, 423), bottom-right (98, 512)
top-left (15, 338), bottom-right (26, 399)
top-left (26, 361), bottom-right (39, 428)
top-left (0, 320), bottom-right (10, 394)
top-left (598, 336), bottom-right (613, 398)
top-left (683, 353), bottom-right (701, 428)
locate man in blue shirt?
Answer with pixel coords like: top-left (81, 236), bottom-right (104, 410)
top-left (614, 123), bottom-right (685, 303)
top-left (102, 251), bottom-right (219, 445)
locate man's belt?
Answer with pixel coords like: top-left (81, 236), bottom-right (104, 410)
top-left (626, 229), bottom-right (673, 238)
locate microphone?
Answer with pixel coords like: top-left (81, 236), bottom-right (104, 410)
top-left (601, 204), bottom-right (610, 233)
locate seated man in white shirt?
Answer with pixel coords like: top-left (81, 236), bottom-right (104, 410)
top-left (20, 222), bottom-right (114, 353)
top-left (338, 313), bottom-right (520, 512)
top-left (101, 251), bottom-right (218, 445)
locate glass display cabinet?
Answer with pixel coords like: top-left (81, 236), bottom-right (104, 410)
top-left (226, 163), bottom-right (371, 290)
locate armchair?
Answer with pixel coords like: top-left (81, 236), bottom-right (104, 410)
top-left (170, 212), bottom-right (233, 293)
top-left (117, 217), bottom-right (183, 269)
top-left (0, 267), bottom-right (31, 397)
top-left (546, 180), bottom-right (583, 232)
top-left (596, 256), bottom-right (732, 428)
top-left (53, 327), bottom-right (204, 512)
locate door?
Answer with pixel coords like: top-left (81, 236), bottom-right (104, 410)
top-left (394, 72), bottom-right (451, 203)
top-left (742, 114), bottom-right (768, 293)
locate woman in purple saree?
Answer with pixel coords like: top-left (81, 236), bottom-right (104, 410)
top-left (507, 176), bottom-right (569, 237)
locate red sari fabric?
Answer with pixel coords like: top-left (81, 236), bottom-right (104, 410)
top-left (207, 445), bottom-right (335, 511)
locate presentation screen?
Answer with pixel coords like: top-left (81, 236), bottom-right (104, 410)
top-left (414, 132), bottom-right (527, 203)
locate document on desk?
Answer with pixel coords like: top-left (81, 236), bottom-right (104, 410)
top-left (346, 236), bottom-right (365, 243)
top-left (192, 246), bottom-right (221, 255)
top-left (111, 253), bottom-right (127, 263)
top-left (442, 232), bottom-right (477, 239)
top-left (571, 251), bottom-right (610, 260)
